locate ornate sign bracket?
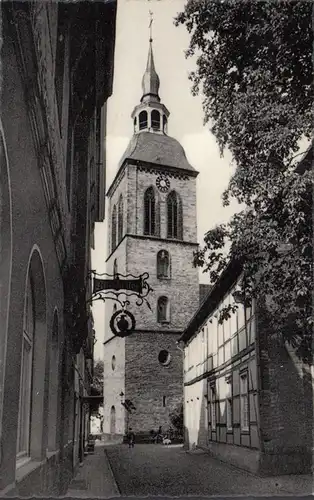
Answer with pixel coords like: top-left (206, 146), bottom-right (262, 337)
top-left (87, 270), bottom-right (153, 311)
top-left (87, 270), bottom-right (153, 337)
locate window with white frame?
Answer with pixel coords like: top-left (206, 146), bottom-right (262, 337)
top-left (17, 276), bottom-right (34, 457)
top-left (210, 384), bottom-right (216, 430)
top-left (240, 372), bottom-right (249, 431)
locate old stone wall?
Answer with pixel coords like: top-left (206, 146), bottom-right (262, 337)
top-left (256, 307), bottom-right (313, 475)
top-left (125, 331), bottom-right (183, 434)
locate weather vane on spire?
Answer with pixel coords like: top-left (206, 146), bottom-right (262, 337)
top-left (149, 10), bottom-right (153, 42)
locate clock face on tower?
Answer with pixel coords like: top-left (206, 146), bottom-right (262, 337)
top-left (156, 175), bottom-right (170, 193)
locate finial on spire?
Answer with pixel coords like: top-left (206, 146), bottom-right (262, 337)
top-left (149, 10), bottom-right (153, 43)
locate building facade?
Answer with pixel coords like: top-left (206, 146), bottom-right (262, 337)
top-left (102, 39), bottom-right (200, 441)
top-left (0, 1), bottom-right (116, 495)
top-left (181, 259), bottom-right (312, 476)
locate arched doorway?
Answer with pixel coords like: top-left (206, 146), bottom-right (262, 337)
top-left (110, 406), bottom-right (116, 435)
top-left (0, 123), bottom-right (12, 441)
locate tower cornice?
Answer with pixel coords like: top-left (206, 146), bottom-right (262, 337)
top-left (106, 158), bottom-right (199, 199)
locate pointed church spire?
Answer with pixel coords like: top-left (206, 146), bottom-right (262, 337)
top-left (141, 12), bottom-right (160, 103)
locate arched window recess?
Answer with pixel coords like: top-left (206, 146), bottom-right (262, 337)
top-left (157, 250), bottom-right (170, 279)
top-left (151, 110), bottom-right (161, 131)
top-left (157, 296), bottom-right (170, 324)
top-left (139, 110), bottom-right (148, 130)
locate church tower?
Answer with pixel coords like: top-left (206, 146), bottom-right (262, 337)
top-left (102, 35), bottom-right (199, 441)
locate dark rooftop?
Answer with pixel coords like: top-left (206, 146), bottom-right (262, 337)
top-left (119, 132), bottom-right (197, 173)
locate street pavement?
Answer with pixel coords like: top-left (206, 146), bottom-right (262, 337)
top-left (105, 443), bottom-right (313, 497)
top-left (66, 442), bottom-right (119, 497)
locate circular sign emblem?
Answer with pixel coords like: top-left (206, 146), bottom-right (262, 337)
top-left (109, 309), bottom-right (136, 338)
top-left (156, 176), bottom-right (170, 193)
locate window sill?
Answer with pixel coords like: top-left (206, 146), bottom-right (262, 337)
top-left (46, 449), bottom-right (60, 460)
top-left (16, 457), bottom-right (42, 483)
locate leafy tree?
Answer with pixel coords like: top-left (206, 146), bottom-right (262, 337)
top-left (169, 404), bottom-right (184, 435)
top-left (92, 359), bottom-right (104, 395)
top-left (175, 1), bottom-right (313, 363)
top-left (90, 359), bottom-right (104, 414)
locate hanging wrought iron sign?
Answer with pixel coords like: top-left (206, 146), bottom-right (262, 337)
top-left (109, 309), bottom-right (136, 338)
top-left (88, 270), bottom-right (153, 310)
top-left (86, 270), bottom-right (153, 338)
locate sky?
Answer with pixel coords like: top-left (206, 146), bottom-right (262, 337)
top-left (91, 0), bottom-right (239, 360)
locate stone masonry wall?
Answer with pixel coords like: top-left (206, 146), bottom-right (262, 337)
top-left (125, 331), bottom-right (183, 434)
top-left (256, 305), bottom-right (312, 475)
top-left (126, 237), bottom-right (199, 332)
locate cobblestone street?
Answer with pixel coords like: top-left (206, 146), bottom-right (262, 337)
top-left (105, 444), bottom-right (313, 497)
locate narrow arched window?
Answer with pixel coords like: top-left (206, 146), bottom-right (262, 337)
top-left (167, 191), bottom-right (183, 239)
top-left (151, 110), bottom-right (160, 131)
top-left (17, 274), bottom-right (35, 455)
top-left (113, 259), bottom-right (118, 278)
top-left (111, 205), bottom-right (117, 252)
top-left (157, 296), bottom-right (170, 323)
top-left (139, 111), bottom-right (148, 130)
top-left (110, 406), bottom-right (116, 434)
top-left (118, 195), bottom-right (123, 242)
top-left (144, 187), bottom-right (156, 236)
top-left (157, 250), bottom-right (170, 279)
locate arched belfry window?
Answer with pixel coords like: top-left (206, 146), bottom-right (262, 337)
top-left (157, 296), bottom-right (170, 323)
top-left (157, 250), bottom-right (170, 279)
top-left (167, 191), bottom-right (183, 240)
top-left (163, 115), bottom-right (168, 133)
top-left (118, 195), bottom-right (123, 242)
top-left (111, 205), bottom-right (117, 252)
top-left (139, 111), bottom-right (148, 130)
top-left (151, 110), bottom-right (160, 131)
top-left (144, 187), bottom-right (156, 236)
